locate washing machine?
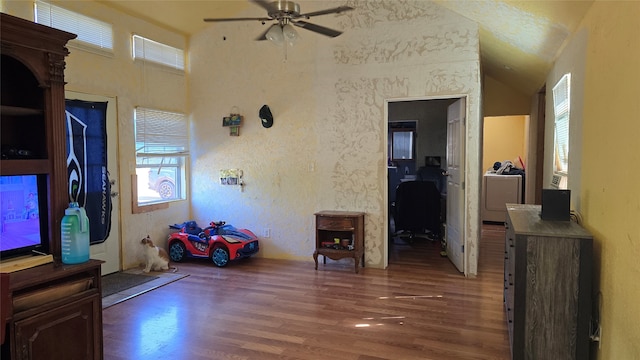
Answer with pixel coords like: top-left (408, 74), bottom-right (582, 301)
top-left (482, 172), bottom-right (523, 222)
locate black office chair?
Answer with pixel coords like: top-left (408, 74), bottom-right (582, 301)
top-left (391, 180), bottom-right (441, 240)
top-left (416, 166), bottom-right (446, 195)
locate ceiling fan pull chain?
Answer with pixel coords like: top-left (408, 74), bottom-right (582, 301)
top-left (283, 38), bottom-right (288, 62)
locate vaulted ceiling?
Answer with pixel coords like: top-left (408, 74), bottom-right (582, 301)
top-left (97, 0), bottom-right (594, 96)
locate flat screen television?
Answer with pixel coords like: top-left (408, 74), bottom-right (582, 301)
top-left (0, 174), bottom-right (49, 259)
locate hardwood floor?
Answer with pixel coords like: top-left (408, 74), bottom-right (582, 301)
top-left (102, 224), bottom-right (510, 360)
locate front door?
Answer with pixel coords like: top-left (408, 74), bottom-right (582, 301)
top-left (446, 98), bottom-right (465, 272)
top-left (65, 91), bottom-right (120, 275)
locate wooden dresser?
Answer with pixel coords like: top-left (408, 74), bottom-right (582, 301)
top-left (504, 204), bottom-right (592, 360)
top-left (313, 211), bottom-right (365, 273)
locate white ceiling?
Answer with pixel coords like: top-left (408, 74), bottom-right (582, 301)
top-left (96, 0), bottom-right (594, 96)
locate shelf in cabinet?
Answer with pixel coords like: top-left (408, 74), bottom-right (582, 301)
top-left (0, 159), bottom-right (50, 175)
top-left (317, 226), bottom-right (355, 231)
top-left (1, 105), bottom-right (44, 116)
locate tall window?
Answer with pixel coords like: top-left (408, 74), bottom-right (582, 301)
top-left (35, 1), bottom-right (113, 52)
top-left (132, 35), bottom-right (185, 71)
top-left (389, 121), bottom-right (417, 162)
top-left (134, 107), bottom-right (188, 205)
top-left (552, 74), bottom-right (571, 189)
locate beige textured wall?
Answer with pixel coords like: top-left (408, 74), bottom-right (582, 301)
top-left (2, 0), bottom-right (484, 274)
top-left (190, 0), bottom-right (483, 272)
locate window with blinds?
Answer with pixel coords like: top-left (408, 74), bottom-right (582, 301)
top-left (134, 107), bottom-right (188, 204)
top-left (552, 73), bottom-right (571, 187)
top-left (35, 1), bottom-right (113, 52)
top-left (132, 35), bottom-right (185, 71)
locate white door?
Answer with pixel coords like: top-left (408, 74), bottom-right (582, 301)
top-left (446, 98), bottom-right (465, 272)
top-left (66, 91), bottom-right (121, 275)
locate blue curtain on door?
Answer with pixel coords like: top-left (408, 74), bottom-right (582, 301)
top-left (65, 100), bottom-right (112, 244)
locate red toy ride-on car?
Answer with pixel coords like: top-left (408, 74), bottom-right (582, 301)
top-left (167, 220), bottom-right (259, 267)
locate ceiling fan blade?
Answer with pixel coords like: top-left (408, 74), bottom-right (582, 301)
top-left (293, 20), bottom-right (342, 38)
top-left (299, 6), bottom-right (354, 18)
top-left (204, 17), bottom-right (271, 22)
top-left (250, 0), bottom-right (274, 12)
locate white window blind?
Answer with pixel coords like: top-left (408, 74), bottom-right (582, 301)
top-left (35, 1), bottom-right (113, 50)
top-left (132, 35), bottom-right (185, 71)
top-left (134, 108), bottom-right (188, 204)
top-left (135, 108), bottom-right (188, 157)
top-left (552, 73), bottom-right (571, 175)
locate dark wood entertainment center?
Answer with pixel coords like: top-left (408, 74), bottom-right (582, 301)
top-left (1, 13), bottom-right (104, 359)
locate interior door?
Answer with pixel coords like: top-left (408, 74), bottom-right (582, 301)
top-left (446, 98), bottom-right (465, 272)
top-left (65, 91), bottom-right (120, 275)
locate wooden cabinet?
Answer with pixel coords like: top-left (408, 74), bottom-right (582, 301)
top-left (313, 211), bottom-right (365, 273)
top-left (1, 13), bottom-right (103, 359)
top-left (2, 260), bottom-right (103, 360)
top-left (504, 204), bottom-right (592, 360)
top-left (1, 12), bottom-right (76, 259)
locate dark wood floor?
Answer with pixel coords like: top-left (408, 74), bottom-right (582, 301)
top-left (102, 224), bottom-right (510, 360)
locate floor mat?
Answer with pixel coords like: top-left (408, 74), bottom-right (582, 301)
top-left (102, 269), bottom-right (189, 309)
top-left (102, 272), bottom-right (158, 297)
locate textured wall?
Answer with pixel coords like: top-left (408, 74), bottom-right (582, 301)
top-left (3, 0), bottom-right (483, 273)
top-left (570, 2), bottom-right (640, 359)
top-left (190, 0), bottom-right (482, 272)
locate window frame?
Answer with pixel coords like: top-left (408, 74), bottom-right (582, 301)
top-left (132, 34), bottom-right (185, 71)
top-left (552, 73), bottom-right (571, 189)
top-left (388, 121), bottom-right (417, 163)
top-left (133, 107), bottom-right (189, 210)
top-left (34, 1), bottom-right (114, 55)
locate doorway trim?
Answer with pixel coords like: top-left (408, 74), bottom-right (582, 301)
top-left (384, 94), bottom-right (476, 276)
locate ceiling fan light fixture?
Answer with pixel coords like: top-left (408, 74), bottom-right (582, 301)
top-left (266, 24), bottom-right (284, 46)
top-left (282, 23), bottom-right (299, 46)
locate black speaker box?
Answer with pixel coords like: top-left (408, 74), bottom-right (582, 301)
top-left (541, 189), bottom-right (571, 221)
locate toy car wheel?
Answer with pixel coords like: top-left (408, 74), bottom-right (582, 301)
top-left (211, 245), bottom-right (229, 267)
top-left (158, 180), bottom-right (175, 199)
top-left (169, 241), bottom-right (187, 262)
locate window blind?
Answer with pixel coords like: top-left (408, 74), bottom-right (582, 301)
top-left (132, 35), bottom-right (185, 71)
top-left (552, 73), bottom-right (571, 174)
top-left (135, 107), bottom-right (188, 157)
top-left (35, 1), bottom-right (113, 50)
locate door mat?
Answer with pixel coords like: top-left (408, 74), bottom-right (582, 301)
top-left (102, 272), bottom-right (158, 297)
top-left (101, 269), bottom-right (189, 309)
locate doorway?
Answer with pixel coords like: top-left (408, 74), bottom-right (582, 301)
top-left (65, 91), bottom-right (121, 275)
top-left (387, 97), bottom-right (460, 269)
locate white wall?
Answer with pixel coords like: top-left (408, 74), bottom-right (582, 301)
top-left (190, 0), bottom-right (483, 273)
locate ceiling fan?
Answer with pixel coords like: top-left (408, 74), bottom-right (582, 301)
top-left (203, 0), bottom-right (354, 42)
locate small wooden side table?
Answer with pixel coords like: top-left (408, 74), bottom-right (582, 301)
top-left (313, 211), bottom-right (365, 273)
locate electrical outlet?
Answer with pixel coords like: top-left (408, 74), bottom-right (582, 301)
top-left (263, 228), bottom-right (270, 238)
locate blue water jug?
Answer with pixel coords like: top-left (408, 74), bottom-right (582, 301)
top-left (61, 202), bottom-right (90, 264)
